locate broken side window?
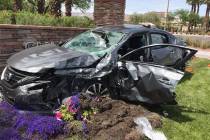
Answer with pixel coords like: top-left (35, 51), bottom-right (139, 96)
top-left (118, 33), bottom-right (147, 56)
top-left (151, 33), bottom-right (169, 44)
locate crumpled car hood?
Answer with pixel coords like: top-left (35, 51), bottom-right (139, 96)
top-left (7, 44), bottom-right (99, 73)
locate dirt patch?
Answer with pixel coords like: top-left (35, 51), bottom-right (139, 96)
top-left (0, 97), bottom-right (162, 140)
top-left (80, 97), bottom-right (162, 140)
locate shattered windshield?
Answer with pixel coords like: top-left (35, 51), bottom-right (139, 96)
top-left (63, 30), bottom-right (125, 56)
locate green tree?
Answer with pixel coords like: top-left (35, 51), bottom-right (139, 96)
top-left (0, 0), bottom-right (13, 10)
top-left (65, 0), bottom-right (72, 16)
top-left (204, 0), bottom-right (210, 31)
top-left (49, 0), bottom-right (63, 17)
top-left (129, 13), bottom-right (143, 24)
top-left (175, 9), bottom-right (189, 31)
top-left (129, 12), bottom-right (161, 26)
top-left (26, 0), bottom-right (47, 14)
top-left (37, 0), bottom-right (45, 14)
top-left (144, 12), bottom-right (161, 26)
top-left (188, 12), bottom-right (200, 31)
top-left (187, 0), bottom-right (204, 14)
top-left (13, 0), bottom-right (23, 11)
top-left (65, 0), bottom-right (91, 16)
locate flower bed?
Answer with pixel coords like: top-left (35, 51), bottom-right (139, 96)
top-left (0, 95), bottom-right (162, 140)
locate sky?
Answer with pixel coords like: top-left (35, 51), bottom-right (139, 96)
top-left (125, 0), bottom-right (206, 16)
top-left (70, 0), bottom-right (207, 16)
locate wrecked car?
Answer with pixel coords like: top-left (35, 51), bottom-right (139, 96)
top-left (0, 24), bottom-right (197, 111)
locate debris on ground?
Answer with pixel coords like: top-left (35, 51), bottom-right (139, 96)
top-left (134, 117), bottom-right (167, 140)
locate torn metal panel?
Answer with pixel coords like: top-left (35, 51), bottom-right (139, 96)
top-left (119, 61), bottom-right (184, 104)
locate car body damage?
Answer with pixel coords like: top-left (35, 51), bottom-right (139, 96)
top-left (7, 44), bottom-right (99, 73)
top-left (0, 25), bottom-right (197, 112)
top-left (117, 61), bottom-right (184, 104)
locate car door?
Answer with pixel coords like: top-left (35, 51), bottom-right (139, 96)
top-left (121, 44), bottom-right (197, 69)
top-left (115, 44), bottom-right (197, 104)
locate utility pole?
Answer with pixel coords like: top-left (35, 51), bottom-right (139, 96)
top-left (165, 0), bottom-right (170, 30)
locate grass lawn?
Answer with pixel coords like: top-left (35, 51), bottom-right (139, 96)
top-left (160, 58), bottom-right (210, 140)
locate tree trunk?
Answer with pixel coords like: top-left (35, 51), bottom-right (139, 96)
top-left (65, 0), bottom-right (72, 16)
top-left (191, 4), bottom-right (194, 12)
top-left (205, 3), bottom-right (210, 32)
top-left (197, 3), bottom-right (200, 14)
top-left (188, 22), bottom-right (192, 32)
top-left (180, 24), bottom-right (183, 32)
top-left (37, 0), bottom-right (45, 14)
top-left (49, 0), bottom-right (62, 17)
top-left (13, 0), bottom-right (23, 12)
top-left (193, 4), bottom-right (197, 13)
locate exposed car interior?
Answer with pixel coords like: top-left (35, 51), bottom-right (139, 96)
top-left (118, 34), bottom-right (147, 57)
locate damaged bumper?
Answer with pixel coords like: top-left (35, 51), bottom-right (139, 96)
top-left (0, 79), bottom-right (53, 111)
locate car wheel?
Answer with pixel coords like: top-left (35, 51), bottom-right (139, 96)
top-left (82, 82), bottom-right (110, 98)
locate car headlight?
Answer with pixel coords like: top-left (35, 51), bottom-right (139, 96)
top-left (1, 66), bottom-right (7, 80)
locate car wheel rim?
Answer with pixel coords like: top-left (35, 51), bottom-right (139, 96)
top-left (85, 83), bottom-right (109, 97)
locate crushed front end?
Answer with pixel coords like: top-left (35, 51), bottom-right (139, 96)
top-left (0, 67), bottom-right (85, 112)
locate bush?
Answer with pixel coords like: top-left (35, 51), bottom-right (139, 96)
top-left (184, 37), bottom-right (210, 49)
top-left (0, 10), bottom-right (12, 24)
top-left (129, 12), bottom-right (161, 26)
top-left (0, 10), bottom-right (95, 28)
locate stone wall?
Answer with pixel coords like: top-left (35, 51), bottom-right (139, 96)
top-left (94, 0), bottom-right (125, 26)
top-left (0, 24), bottom-right (88, 71)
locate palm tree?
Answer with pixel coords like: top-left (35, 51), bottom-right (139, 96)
top-left (186, 0), bottom-right (203, 14)
top-left (204, 0), bottom-right (210, 31)
top-left (37, 0), bottom-right (45, 14)
top-left (65, 0), bottom-right (72, 16)
top-left (186, 0), bottom-right (204, 31)
top-left (27, 0), bottom-right (48, 14)
top-left (13, 0), bottom-right (23, 11)
top-left (65, 0), bottom-right (91, 16)
top-left (49, 0), bottom-right (63, 17)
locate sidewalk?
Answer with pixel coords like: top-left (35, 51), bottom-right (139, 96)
top-left (194, 48), bottom-right (210, 60)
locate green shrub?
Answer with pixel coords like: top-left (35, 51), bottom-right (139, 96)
top-left (129, 12), bottom-right (161, 26)
top-left (185, 37), bottom-right (210, 49)
top-left (0, 10), bottom-right (95, 28)
top-left (0, 10), bottom-right (12, 24)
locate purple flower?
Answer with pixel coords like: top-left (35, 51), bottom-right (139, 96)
top-left (64, 95), bottom-right (80, 114)
top-left (14, 114), bottom-right (65, 140)
top-left (0, 102), bottom-right (65, 140)
top-left (82, 121), bottom-right (89, 134)
top-left (0, 128), bottom-right (22, 140)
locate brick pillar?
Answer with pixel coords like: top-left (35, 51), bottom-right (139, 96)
top-left (94, 0), bottom-right (125, 26)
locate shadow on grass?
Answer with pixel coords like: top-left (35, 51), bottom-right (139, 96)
top-left (146, 105), bottom-right (209, 123)
top-left (179, 72), bottom-right (194, 83)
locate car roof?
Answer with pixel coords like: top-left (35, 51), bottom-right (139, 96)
top-left (93, 24), bottom-right (171, 35)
